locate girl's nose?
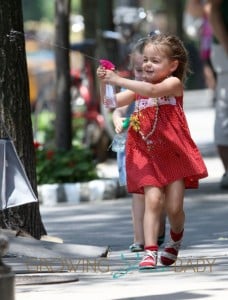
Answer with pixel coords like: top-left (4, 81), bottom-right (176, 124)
top-left (144, 61), bottom-right (152, 68)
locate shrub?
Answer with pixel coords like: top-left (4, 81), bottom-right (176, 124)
top-left (34, 141), bottom-right (98, 184)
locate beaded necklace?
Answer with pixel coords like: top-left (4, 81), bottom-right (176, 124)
top-left (130, 98), bottom-right (159, 150)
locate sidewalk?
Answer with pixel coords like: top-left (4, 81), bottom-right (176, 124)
top-left (10, 173), bottom-right (228, 299)
top-left (2, 90), bottom-right (228, 299)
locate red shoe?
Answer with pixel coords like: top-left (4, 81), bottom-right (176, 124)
top-left (139, 250), bottom-right (157, 269)
top-left (160, 238), bottom-right (182, 266)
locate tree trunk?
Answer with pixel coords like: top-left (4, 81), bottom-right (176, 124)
top-left (54, 0), bottom-right (72, 150)
top-left (0, 0), bottom-right (46, 239)
top-left (163, 0), bottom-right (184, 38)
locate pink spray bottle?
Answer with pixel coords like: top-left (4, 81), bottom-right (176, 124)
top-left (99, 59), bottom-right (117, 108)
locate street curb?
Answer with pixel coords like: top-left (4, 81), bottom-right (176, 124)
top-left (15, 273), bottom-right (79, 285)
top-left (38, 178), bottom-right (127, 206)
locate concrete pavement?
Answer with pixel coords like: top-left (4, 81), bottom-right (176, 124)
top-left (12, 176), bottom-right (228, 299)
top-left (2, 89), bottom-right (228, 299)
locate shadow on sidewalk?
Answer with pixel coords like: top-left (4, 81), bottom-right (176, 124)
top-left (186, 180), bottom-right (227, 197)
top-left (183, 179), bottom-right (228, 251)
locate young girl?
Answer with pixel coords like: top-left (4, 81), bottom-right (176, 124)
top-left (97, 33), bottom-right (208, 269)
top-left (112, 42), bottom-right (166, 252)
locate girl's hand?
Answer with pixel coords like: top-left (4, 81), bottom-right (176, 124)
top-left (96, 66), bottom-right (106, 79)
top-left (97, 65), bottom-right (120, 85)
top-left (113, 117), bottom-right (126, 134)
top-left (103, 69), bottom-right (119, 85)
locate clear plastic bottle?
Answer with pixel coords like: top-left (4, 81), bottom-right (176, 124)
top-left (99, 59), bottom-right (117, 108)
top-left (111, 131), bottom-right (127, 152)
top-left (111, 118), bottom-right (130, 152)
top-left (104, 84), bottom-right (117, 108)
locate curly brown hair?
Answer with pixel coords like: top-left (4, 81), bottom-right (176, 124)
top-left (140, 33), bottom-right (190, 83)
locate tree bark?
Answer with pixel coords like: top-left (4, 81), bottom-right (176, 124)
top-left (0, 0), bottom-right (46, 239)
top-left (54, 0), bottom-right (72, 150)
top-left (163, 0), bottom-right (184, 38)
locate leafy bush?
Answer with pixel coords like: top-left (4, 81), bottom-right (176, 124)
top-left (35, 142), bottom-right (98, 184)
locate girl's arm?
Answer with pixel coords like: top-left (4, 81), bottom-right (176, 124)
top-left (115, 89), bottom-right (135, 107)
top-left (103, 70), bottom-right (183, 98)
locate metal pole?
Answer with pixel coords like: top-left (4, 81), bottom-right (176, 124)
top-left (0, 234), bottom-right (15, 300)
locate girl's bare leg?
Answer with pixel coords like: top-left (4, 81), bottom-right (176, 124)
top-left (138, 186), bottom-right (164, 269)
top-left (131, 193), bottom-right (145, 245)
top-left (160, 180), bottom-right (185, 266)
top-left (165, 179), bottom-right (185, 233)
top-left (143, 186), bottom-right (165, 246)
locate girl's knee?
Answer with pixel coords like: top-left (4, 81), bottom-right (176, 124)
top-left (168, 209), bottom-right (185, 222)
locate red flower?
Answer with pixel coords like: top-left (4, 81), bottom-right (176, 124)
top-left (99, 59), bottom-right (115, 70)
top-left (46, 150), bottom-right (55, 160)
top-left (33, 140), bottom-right (42, 149)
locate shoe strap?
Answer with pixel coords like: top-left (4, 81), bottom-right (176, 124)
top-left (144, 250), bottom-right (157, 259)
top-left (166, 239), bottom-right (182, 250)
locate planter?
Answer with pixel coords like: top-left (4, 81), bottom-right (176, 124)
top-left (37, 179), bottom-right (126, 206)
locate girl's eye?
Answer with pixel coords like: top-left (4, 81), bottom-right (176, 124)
top-left (143, 57), bottom-right (160, 64)
top-left (152, 59), bottom-right (160, 64)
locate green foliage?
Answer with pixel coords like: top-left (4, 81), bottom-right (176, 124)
top-left (72, 0), bottom-right (81, 14)
top-left (32, 110), bottom-right (86, 147)
top-left (22, 0), bottom-right (54, 21)
top-left (32, 111), bottom-right (55, 146)
top-left (33, 109), bottom-right (98, 185)
top-left (22, 0), bottom-right (44, 21)
top-left (22, 0), bottom-right (81, 22)
top-left (42, 1), bottom-right (55, 21)
top-left (35, 142), bottom-right (98, 184)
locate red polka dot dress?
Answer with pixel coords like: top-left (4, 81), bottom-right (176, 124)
top-left (125, 94), bottom-right (208, 194)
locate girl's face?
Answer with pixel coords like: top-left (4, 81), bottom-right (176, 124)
top-left (133, 52), bottom-right (144, 81)
top-left (142, 43), bottom-right (177, 83)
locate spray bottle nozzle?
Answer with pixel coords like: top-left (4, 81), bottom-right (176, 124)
top-left (99, 59), bottom-right (115, 70)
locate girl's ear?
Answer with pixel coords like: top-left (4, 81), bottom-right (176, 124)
top-left (170, 60), bottom-right (179, 73)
